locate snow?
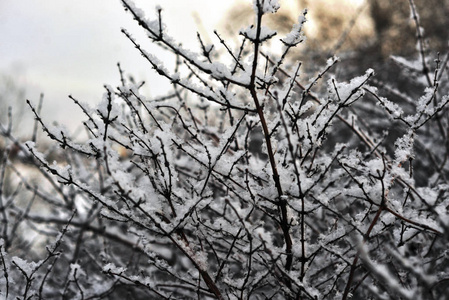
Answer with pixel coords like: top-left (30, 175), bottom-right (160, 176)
top-left (103, 262), bottom-right (126, 274)
top-left (416, 87), bottom-right (435, 114)
top-left (365, 158), bottom-right (384, 175)
top-left (331, 69), bottom-right (373, 103)
top-left (3, 0), bottom-right (449, 298)
top-left (210, 62), bottom-right (232, 79)
top-left (282, 11), bottom-right (307, 46)
top-left (11, 256), bottom-right (40, 275)
top-left (387, 246), bottom-right (437, 286)
top-left (24, 141), bottom-right (46, 164)
top-left (122, 0), bottom-right (164, 36)
top-left (376, 95), bottom-right (404, 119)
top-left (252, 0), bottom-right (280, 14)
top-left (69, 263), bottom-right (86, 279)
top-left (394, 130), bottom-right (414, 163)
top-left (358, 241), bottom-right (416, 300)
top-left (391, 55), bottom-right (422, 72)
top-left (240, 25), bottom-right (277, 42)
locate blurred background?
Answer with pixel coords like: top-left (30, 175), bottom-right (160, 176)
top-left (1, 0), bottom-right (448, 135)
top-left (0, 0), bottom-right (239, 134)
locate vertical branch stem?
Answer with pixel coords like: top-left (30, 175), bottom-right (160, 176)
top-left (248, 1), bottom-right (293, 272)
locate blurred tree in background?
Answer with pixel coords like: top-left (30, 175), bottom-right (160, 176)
top-left (223, 0), bottom-right (449, 65)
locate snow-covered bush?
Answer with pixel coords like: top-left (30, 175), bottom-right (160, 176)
top-left (1, 0), bottom-right (448, 299)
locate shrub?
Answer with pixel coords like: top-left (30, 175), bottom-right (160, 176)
top-left (1, 0), bottom-right (448, 299)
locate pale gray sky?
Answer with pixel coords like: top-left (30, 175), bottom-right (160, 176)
top-left (0, 0), bottom-right (241, 129)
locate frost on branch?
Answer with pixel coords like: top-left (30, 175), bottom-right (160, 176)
top-left (252, 0), bottom-right (280, 14)
top-left (1, 0), bottom-right (449, 299)
top-left (281, 11), bottom-right (307, 46)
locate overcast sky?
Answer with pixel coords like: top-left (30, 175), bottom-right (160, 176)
top-left (0, 0), bottom-right (241, 129)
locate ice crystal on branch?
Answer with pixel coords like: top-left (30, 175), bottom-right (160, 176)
top-left (252, 0), bottom-right (280, 14)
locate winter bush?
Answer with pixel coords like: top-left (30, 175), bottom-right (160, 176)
top-left (1, 0), bottom-right (448, 299)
